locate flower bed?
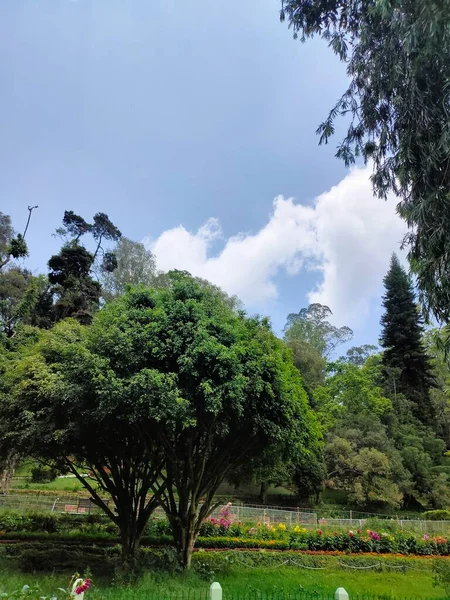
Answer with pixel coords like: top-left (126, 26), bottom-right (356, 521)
top-left (1, 504), bottom-right (450, 558)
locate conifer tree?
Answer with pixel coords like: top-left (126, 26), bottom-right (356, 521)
top-left (380, 254), bottom-right (435, 425)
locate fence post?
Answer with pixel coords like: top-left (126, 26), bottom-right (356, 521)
top-left (335, 588), bottom-right (349, 600)
top-left (210, 582), bottom-right (222, 600)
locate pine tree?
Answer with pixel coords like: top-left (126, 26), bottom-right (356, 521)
top-left (380, 254), bottom-right (435, 425)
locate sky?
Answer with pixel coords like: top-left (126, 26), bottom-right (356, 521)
top-left (0, 0), bottom-right (406, 352)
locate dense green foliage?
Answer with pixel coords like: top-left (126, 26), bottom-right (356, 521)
top-left (381, 255), bottom-right (435, 425)
top-left (0, 274), bottom-right (319, 568)
top-left (286, 258), bottom-right (450, 510)
top-left (284, 304), bottom-right (353, 360)
top-left (280, 0), bottom-right (450, 325)
top-left (2, 207), bottom-right (450, 573)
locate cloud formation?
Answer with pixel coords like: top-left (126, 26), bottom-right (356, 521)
top-left (148, 166), bottom-right (406, 327)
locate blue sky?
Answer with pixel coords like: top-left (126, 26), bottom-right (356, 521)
top-left (0, 0), bottom-right (405, 353)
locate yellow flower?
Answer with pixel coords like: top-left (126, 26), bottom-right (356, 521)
top-left (278, 522), bottom-right (287, 530)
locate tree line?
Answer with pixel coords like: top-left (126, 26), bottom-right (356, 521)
top-left (1, 209), bottom-right (450, 570)
top-left (0, 210), bottom-right (321, 569)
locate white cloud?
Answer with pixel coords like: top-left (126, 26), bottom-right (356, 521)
top-left (307, 166), bottom-right (406, 325)
top-left (148, 165), bottom-right (406, 327)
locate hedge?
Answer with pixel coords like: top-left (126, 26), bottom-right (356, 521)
top-left (195, 537), bottom-right (289, 550)
top-left (422, 510), bottom-right (450, 521)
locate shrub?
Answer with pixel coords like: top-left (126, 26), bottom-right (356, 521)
top-left (423, 510), bottom-right (450, 521)
top-left (0, 540), bottom-right (121, 574)
top-left (30, 467), bottom-right (58, 483)
top-left (138, 546), bottom-right (181, 572)
top-left (145, 518), bottom-right (171, 537)
top-left (192, 551), bottom-right (234, 580)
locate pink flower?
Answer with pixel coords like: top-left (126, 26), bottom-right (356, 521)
top-left (424, 534), bottom-right (430, 541)
top-left (75, 579), bottom-right (91, 594)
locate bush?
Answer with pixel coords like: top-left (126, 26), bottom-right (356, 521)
top-left (0, 511), bottom-right (117, 535)
top-left (145, 518), bottom-right (171, 537)
top-left (30, 467), bottom-right (58, 483)
top-left (192, 551), bottom-right (234, 580)
top-left (139, 546), bottom-right (181, 572)
top-left (423, 510), bottom-right (450, 521)
top-left (0, 540), bottom-right (121, 574)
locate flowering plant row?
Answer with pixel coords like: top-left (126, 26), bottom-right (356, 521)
top-left (195, 505), bottom-right (450, 556)
top-left (195, 528), bottom-right (450, 556)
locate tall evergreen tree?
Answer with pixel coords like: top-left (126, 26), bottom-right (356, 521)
top-left (380, 254), bottom-right (435, 425)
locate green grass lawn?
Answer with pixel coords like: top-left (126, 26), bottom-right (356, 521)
top-left (0, 558), bottom-right (447, 600)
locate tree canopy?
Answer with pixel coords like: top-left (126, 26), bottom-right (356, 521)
top-left (100, 237), bottom-right (158, 300)
top-left (280, 0), bottom-right (450, 322)
top-left (284, 303), bottom-right (353, 359)
top-left (1, 274), bottom-right (320, 568)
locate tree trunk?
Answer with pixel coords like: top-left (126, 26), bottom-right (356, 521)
top-left (0, 451), bottom-right (20, 494)
top-left (170, 514), bottom-right (198, 570)
top-left (259, 481), bottom-right (269, 505)
top-left (180, 530), bottom-right (196, 570)
top-left (118, 516), bottom-right (145, 572)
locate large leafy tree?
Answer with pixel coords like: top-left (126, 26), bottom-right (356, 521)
top-left (380, 254), bottom-right (435, 425)
top-left (100, 237), bottom-right (158, 300)
top-left (284, 304), bottom-right (353, 360)
top-left (286, 338), bottom-right (327, 397)
top-left (280, 0), bottom-right (450, 321)
top-left (41, 211), bottom-right (122, 325)
top-left (1, 320), bottom-right (165, 564)
top-left (316, 360), bottom-right (407, 508)
top-left (340, 344), bottom-right (378, 367)
top-left (2, 274), bottom-right (320, 569)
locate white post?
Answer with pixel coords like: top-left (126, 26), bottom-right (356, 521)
top-left (210, 582), bottom-right (222, 600)
top-left (335, 588), bottom-right (349, 600)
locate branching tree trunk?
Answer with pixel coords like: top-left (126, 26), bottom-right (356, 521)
top-left (153, 426), bottom-right (256, 569)
top-left (65, 444), bottom-right (164, 566)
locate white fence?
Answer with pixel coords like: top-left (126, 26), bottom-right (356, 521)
top-left (1, 494), bottom-right (450, 533)
top-left (208, 503), bottom-right (318, 526)
top-left (318, 517), bottom-right (450, 533)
